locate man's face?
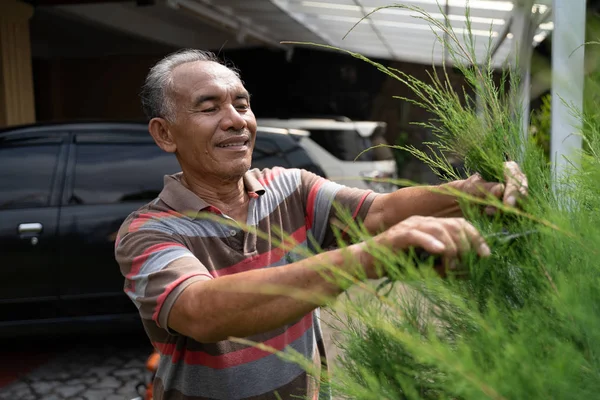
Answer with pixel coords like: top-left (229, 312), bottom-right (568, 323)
top-left (166, 61), bottom-right (257, 182)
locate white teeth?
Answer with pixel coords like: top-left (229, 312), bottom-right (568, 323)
top-left (219, 142), bottom-right (246, 147)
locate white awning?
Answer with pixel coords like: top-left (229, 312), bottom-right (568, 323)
top-left (269, 0), bottom-right (554, 67)
top-left (52, 0), bottom-right (554, 68)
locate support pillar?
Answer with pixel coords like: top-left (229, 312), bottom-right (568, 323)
top-left (511, 0), bottom-right (535, 155)
top-left (0, 0), bottom-right (35, 127)
top-left (550, 0), bottom-right (585, 191)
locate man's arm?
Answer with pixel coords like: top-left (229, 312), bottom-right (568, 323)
top-left (363, 161), bottom-right (528, 234)
top-left (168, 216), bottom-right (490, 343)
top-left (168, 243), bottom-right (368, 343)
top-left (364, 185), bottom-right (463, 234)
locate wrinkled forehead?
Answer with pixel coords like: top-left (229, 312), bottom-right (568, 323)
top-left (169, 61), bottom-right (245, 101)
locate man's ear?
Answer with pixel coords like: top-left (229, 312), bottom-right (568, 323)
top-left (148, 118), bottom-right (177, 153)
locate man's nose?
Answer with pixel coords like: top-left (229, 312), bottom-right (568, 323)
top-left (220, 104), bottom-right (246, 132)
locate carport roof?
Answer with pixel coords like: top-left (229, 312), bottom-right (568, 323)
top-left (213, 0), bottom-right (554, 67)
top-left (50, 0), bottom-right (553, 68)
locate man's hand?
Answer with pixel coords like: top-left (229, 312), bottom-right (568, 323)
top-left (363, 161), bottom-right (529, 235)
top-left (362, 216), bottom-right (490, 278)
top-left (450, 161), bottom-right (529, 214)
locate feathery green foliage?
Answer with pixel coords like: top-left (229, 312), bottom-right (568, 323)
top-left (272, 3), bottom-right (600, 400)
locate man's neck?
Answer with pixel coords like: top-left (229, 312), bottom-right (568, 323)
top-left (181, 172), bottom-right (249, 220)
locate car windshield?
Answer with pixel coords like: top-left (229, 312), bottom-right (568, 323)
top-left (308, 129), bottom-right (394, 162)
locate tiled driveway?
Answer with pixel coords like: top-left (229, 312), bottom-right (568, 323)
top-left (0, 332), bottom-right (153, 400)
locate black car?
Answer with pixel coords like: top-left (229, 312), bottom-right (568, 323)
top-left (0, 121), bottom-right (325, 337)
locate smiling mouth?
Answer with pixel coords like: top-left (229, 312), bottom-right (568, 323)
top-left (217, 140), bottom-right (250, 149)
top-left (217, 140), bottom-right (249, 148)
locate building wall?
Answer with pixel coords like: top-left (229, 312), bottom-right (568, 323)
top-left (33, 55), bottom-right (162, 122)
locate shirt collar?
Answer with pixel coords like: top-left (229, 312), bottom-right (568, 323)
top-left (159, 171), bottom-right (265, 217)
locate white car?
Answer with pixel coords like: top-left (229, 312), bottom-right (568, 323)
top-left (257, 118), bottom-right (398, 193)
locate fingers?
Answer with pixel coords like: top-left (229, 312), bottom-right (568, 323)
top-left (465, 174), bottom-right (500, 198)
top-left (461, 175), bottom-right (504, 213)
top-left (400, 216), bottom-right (490, 260)
top-left (480, 182), bottom-right (504, 215)
top-left (401, 229), bottom-right (446, 254)
top-left (431, 218), bottom-right (489, 259)
top-left (490, 182), bottom-right (506, 199)
top-left (464, 162), bottom-right (528, 212)
top-left (460, 220), bottom-right (491, 257)
top-left (378, 216), bottom-right (491, 279)
top-left (503, 161), bottom-right (528, 207)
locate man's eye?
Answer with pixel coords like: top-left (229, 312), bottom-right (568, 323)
top-left (236, 104), bottom-right (249, 110)
top-left (202, 107), bottom-right (217, 113)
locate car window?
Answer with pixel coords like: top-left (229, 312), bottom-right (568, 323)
top-left (284, 147), bottom-right (316, 169)
top-left (369, 134), bottom-right (395, 161)
top-left (252, 137), bottom-right (290, 170)
top-left (307, 129), bottom-right (393, 162)
top-left (0, 143), bottom-right (61, 210)
top-left (307, 129), bottom-right (366, 161)
top-left (71, 143), bottom-right (180, 205)
top-left (252, 133), bottom-right (327, 176)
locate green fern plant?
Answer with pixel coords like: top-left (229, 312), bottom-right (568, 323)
top-left (269, 3), bottom-right (600, 400)
top-left (529, 94), bottom-right (551, 161)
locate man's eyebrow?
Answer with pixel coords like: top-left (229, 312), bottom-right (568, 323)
top-left (192, 92), bottom-right (251, 107)
top-left (236, 92), bottom-right (251, 101)
top-left (193, 95), bottom-right (219, 108)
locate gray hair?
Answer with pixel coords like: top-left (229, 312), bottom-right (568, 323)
top-left (140, 49), bottom-right (240, 121)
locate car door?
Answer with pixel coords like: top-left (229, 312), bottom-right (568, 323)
top-left (57, 130), bottom-right (181, 318)
top-left (0, 133), bottom-right (67, 325)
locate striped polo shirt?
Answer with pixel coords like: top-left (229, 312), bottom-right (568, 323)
top-left (115, 167), bottom-right (378, 400)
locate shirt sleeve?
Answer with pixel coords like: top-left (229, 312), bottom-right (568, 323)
top-left (300, 169), bottom-right (380, 250)
top-left (114, 214), bottom-right (213, 332)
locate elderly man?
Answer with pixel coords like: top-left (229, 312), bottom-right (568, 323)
top-left (115, 49), bottom-right (527, 400)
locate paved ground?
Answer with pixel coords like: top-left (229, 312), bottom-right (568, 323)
top-left (0, 302), bottom-right (360, 400)
top-left (0, 333), bottom-right (153, 400)
top-left (0, 327), bottom-right (345, 400)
